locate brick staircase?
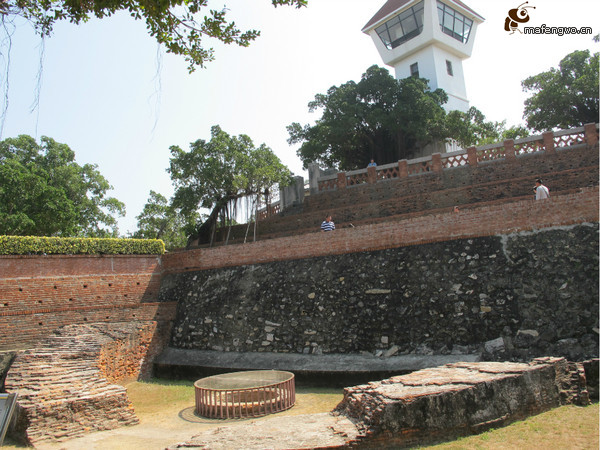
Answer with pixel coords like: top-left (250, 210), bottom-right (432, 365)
top-left (4, 322), bottom-right (158, 446)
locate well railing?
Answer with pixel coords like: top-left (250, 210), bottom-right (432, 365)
top-left (194, 370), bottom-right (295, 419)
top-left (316, 123), bottom-right (599, 192)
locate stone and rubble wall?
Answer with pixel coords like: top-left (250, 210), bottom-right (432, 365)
top-left (4, 322), bottom-right (162, 446)
top-left (160, 220), bottom-right (599, 362)
top-left (0, 254), bottom-right (176, 350)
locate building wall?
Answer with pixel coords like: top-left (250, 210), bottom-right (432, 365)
top-left (1, 129), bottom-right (597, 360)
top-left (159, 187), bottom-right (598, 362)
top-left (0, 254), bottom-right (176, 351)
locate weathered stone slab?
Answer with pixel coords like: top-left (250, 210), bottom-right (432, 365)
top-left (167, 413), bottom-right (360, 450)
top-left (155, 347), bottom-right (480, 374)
top-left (335, 357), bottom-right (590, 448)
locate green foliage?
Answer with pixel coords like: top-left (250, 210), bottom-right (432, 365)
top-left (522, 49), bottom-right (599, 131)
top-left (3, 0), bottom-right (307, 72)
top-left (445, 107), bottom-right (497, 148)
top-left (0, 135), bottom-right (125, 237)
top-left (287, 65), bottom-right (449, 170)
top-left (444, 107), bottom-right (529, 147)
top-left (0, 235), bottom-right (164, 255)
top-left (498, 123), bottom-right (530, 141)
top-left (168, 125), bottom-right (292, 244)
top-left (132, 190), bottom-right (196, 251)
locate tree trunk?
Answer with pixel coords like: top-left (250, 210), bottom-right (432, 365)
top-left (186, 197), bottom-right (230, 248)
top-left (396, 129), bottom-right (408, 161)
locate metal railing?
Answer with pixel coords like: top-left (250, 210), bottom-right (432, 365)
top-left (195, 370), bottom-right (295, 419)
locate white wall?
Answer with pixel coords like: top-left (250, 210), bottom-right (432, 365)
top-left (393, 45), bottom-right (469, 112)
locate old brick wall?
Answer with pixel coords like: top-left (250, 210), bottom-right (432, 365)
top-left (162, 187), bottom-right (599, 273)
top-left (304, 144), bottom-right (599, 213)
top-left (205, 142), bottom-right (599, 243)
top-left (0, 254), bottom-right (176, 350)
top-left (5, 322), bottom-right (164, 445)
top-left (334, 358), bottom-right (590, 448)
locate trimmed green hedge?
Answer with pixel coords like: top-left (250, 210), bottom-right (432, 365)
top-left (0, 236), bottom-right (165, 255)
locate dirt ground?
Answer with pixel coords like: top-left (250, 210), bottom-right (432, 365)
top-left (4, 381), bottom-right (598, 450)
top-left (29, 383), bottom-right (348, 450)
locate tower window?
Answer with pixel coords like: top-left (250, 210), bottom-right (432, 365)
top-left (446, 60), bottom-right (453, 76)
top-left (376, 1), bottom-right (425, 50)
top-left (437, 1), bottom-right (473, 43)
top-left (410, 63), bottom-right (419, 78)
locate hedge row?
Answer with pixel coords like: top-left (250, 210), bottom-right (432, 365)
top-left (0, 236), bottom-right (165, 255)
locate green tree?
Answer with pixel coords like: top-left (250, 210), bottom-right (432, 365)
top-left (132, 190), bottom-right (197, 250)
top-left (522, 49), bottom-right (599, 131)
top-left (287, 65), bottom-right (449, 170)
top-left (497, 123), bottom-right (530, 141)
top-left (1, 0), bottom-right (307, 72)
top-left (0, 135), bottom-right (125, 236)
top-left (168, 125), bottom-right (292, 246)
top-left (444, 107), bottom-right (529, 147)
top-left (445, 107), bottom-right (501, 148)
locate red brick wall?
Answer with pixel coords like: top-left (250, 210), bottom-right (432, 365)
top-left (98, 321), bottom-right (172, 383)
top-left (163, 187), bottom-right (599, 273)
top-left (208, 143), bottom-right (599, 243)
top-left (0, 254), bottom-right (176, 351)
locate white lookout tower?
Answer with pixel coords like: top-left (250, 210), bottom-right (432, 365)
top-left (362, 0), bottom-right (484, 113)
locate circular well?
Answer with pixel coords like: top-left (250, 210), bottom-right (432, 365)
top-left (194, 370), bottom-right (295, 419)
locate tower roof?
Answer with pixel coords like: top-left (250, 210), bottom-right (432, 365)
top-left (362, 0), bottom-right (484, 33)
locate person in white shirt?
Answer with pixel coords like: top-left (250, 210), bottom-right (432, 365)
top-left (534, 178), bottom-right (550, 200)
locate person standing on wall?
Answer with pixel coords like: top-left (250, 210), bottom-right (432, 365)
top-left (534, 178), bottom-right (550, 200)
top-left (321, 215), bottom-right (335, 232)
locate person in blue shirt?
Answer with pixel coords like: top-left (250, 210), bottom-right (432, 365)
top-left (367, 159), bottom-right (377, 167)
top-left (320, 215), bottom-right (335, 232)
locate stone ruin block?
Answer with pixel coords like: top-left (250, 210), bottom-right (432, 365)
top-left (335, 357), bottom-right (590, 448)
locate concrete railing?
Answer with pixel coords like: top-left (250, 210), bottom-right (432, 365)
top-left (316, 123), bottom-right (599, 192)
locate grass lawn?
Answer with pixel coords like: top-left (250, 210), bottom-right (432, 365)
top-left (429, 402), bottom-right (599, 449)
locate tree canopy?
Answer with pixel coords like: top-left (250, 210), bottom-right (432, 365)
top-left (168, 125), bottom-right (292, 246)
top-left (287, 65), bottom-right (449, 170)
top-left (445, 107), bottom-right (529, 148)
top-left (1, 0), bottom-right (307, 71)
top-left (0, 135), bottom-right (125, 236)
top-left (522, 49), bottom-right (599, 131)
top-left (132, 190), bottom-right (196, 250)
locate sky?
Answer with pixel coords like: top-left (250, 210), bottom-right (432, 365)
top-left (0, 0), bottom-right (598, 234)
